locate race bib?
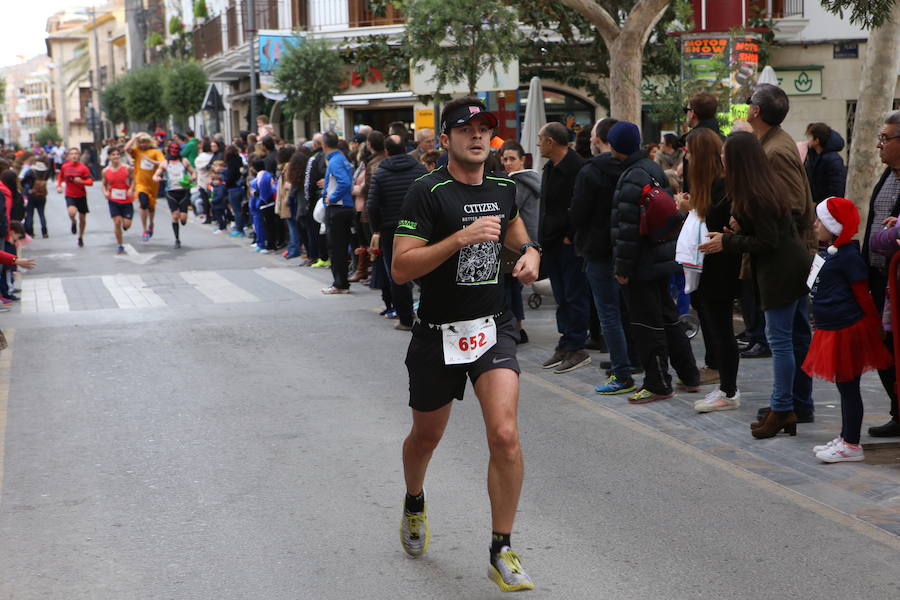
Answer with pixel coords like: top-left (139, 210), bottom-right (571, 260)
top-left (807, 254), bottom-right (825, 291)
top-left (441, 317), bottom-right (497, 365)
top-left (140, 157), bottom-right (156, 171)
top-left (110, 188), bottom-right (127, 200)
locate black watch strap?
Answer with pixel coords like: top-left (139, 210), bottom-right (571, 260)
top-left (520, 241), bottom-right (542, 255)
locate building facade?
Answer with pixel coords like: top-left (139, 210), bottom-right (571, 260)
top-left (0, 55), bottom-right (53, 148)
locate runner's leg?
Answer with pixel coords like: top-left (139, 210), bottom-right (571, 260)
top-left (402, 403), bottom-right (452, 496)
top-left (113, 216), bottom-right (123, 246)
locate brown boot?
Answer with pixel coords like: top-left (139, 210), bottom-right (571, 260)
top-left (348, 248), bottom-right (370, 283)
top-left (751, 410), bottom-right (797, 439)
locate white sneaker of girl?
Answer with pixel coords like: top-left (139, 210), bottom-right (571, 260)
top-left (812, 437), bottom-right (842, 454)
top-left (816, 440), bottom-right (864, 463)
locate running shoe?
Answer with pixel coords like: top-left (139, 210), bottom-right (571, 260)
top-left (675, 380), bottom-right (700, 393)
top-left (77, 237), bottom-right (84, 248)
top-left (628, 387), bottom-right (673, 404)
top-left (70, 220), bottom-right (77, 235)
top-left (595, 375), bottom-right (636, 395)
top-left (378, 308), bottom-right (392, 317)
top-left (400, 501), bottom-right (430, 557)
top-left (259, 249), bottom-right (269, 254)
top-left (488, 546), bottom-right (535, 592)
top-left (5, 294), bottom-right (19, 302)
top-left (228, 230), bottom-right (240, 238)
top-left (816, 440), bottom-right (864, 463)
top-left (694, 389), bottom-right (740, 413)
top-left (813, 437), bottom-right (842, 454)
top-left (142, 230), bottom-right (150, 242)
top-left (147, 226), bottom-right (154, 239)
top-left (385, 309), bottom-right (399, 319)
top-left (0, 297), bottom-right (14, 306)
top-left (213, 229), bottom-right (224, 234)
top-left (174, 240), bottom-right (181, 249)
top-left (541, 349), bottom-right (566, 369)
top-left (311, 259), bottom-right (329, 268)
top-left (320, 286), bottom-right (350, 295)
top-left (116, 245), bottom-right (126, 255)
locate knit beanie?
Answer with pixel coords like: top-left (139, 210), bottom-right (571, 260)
top-left (816, 196), bottom-right (859, 255)
top-left (607, 122), bottom-right (641, 156)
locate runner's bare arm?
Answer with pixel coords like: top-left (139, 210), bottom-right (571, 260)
top-left (392, 216), bottom-right (501, 285)
top-left (101, 170), bottom-right (110, 198)
top-left (152, 163), bottom-right (166, 182)
top-left (503, 216), bottom-right (540, 286)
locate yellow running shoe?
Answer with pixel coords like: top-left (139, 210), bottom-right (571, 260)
top-left (488, 546), bottom-right (535, 592)
top-left (400, 498), bottom-right (430, 557)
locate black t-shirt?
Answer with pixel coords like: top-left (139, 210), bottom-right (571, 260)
top-left (396, 167), bottom-right (519, 324)
top-left (809, 242), bottom-right (868, 330)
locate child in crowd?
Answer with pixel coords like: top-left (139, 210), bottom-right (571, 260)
top-left (249, 158), bottom-right (275, 253)
top-left (803, 197), bottom-right (892, 463)
top-left (209, 161), bottom-right (229, 234)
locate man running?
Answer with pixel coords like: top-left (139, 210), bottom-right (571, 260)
top-left (124, 132), bottom-right (164, 242)
top-left (391, 96), bottom-right (541, 592)
top-left (56, 147), bottom-right (93, 247)
top-left (152, 142), bottom-right (196, 249)
top-left (101, 147), bottom-right (133, 254)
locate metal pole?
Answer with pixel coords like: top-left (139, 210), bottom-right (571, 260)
top-left (90, 7), bottom-right (103, 145)
top-left (247, 0), bottom-right (257, 130)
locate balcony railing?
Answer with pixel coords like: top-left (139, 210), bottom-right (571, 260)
top-left (294, 0), bottom-right (404, 31)
top-left (243, 0), bottom-right (280, 30)
top-left (194, 15), bottom-right (224, 59)
top-left (227, 4), bottom-right (240, 48)
top-left (748, 0), bottom-right (804, 19)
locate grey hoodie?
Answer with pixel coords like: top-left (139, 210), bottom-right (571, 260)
top-left (510, 169), bottom-right (541, 243)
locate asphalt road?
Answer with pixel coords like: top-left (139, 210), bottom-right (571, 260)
top-left (1, 186), bottom-right (899, 599)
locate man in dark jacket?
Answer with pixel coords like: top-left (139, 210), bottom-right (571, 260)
top-left (368, 134), bottom-right (427, 329)
top-left (610, 121), bottom-right (699, 403)
top-left (302, 133), bottom-right (329, 267)
top-left (537, 121), bottom-right (591, 374)
top-left (860, 110), bottom-right (900, 437)
top-left (570, 118), bottom-right (637, 395)
top-left (804, 123), bottom-right (846, 203)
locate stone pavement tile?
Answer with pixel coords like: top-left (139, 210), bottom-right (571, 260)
top-left (218, 269), bottom-right (303, 302)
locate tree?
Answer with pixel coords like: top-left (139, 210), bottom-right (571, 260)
top-left (274, 37), bottom-right (345, 123)
top-left (559, 0), bottom-right (672, 124)
top-left (162, 61), bottom-right (207, 127)
top-left (121, 66), bottom-right (167, 127)
top-left (404, 0), bottom-right (521, 96)
top-left (101, 78), bottom-right (129, 127)
top-left (824, 1), bottom-right (900, 219)
top-left (34, 125), bottom-right (60, 147)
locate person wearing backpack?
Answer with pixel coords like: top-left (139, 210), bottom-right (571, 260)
top-left (22, 160), bottom-right (49, 238)
top-left (610, 121), bottom-right (700, 404)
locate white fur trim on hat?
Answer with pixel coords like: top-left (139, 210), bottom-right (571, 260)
top-left (816, 200), bottom-right (842, 237)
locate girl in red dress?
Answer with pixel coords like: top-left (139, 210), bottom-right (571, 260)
top-left (803, 197), bottom-right (892, 463)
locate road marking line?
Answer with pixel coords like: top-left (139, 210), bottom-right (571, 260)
top-left (101, 274), bottom-right (165, 309)
top-left (179, 270), bottom-right (257, 304)
top-left (520, 372), bottom-right (900, 550)
top-left (19, 278), bottom-right (70, 313)
top-left (254, 267), bottom-right (323, 299)
top-left (0, 329), bottom-right (16, 501)
top-left (116, 244), bottom-right (159, 266)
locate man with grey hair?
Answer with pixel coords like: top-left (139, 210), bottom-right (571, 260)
top-left (747, 83), bottom-right (815, 422)
top-left (409, 128), bottom-right (436, 161)
top-left (537, 121), bottom-right (591, 374)
top-left (861, 109), bottom-right (900, 437)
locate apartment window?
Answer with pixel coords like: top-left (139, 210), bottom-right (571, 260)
top-left (292, 0), bottom-right (309, 29)
top-left (227, 1), bottom-right (239, 48)
top-left (349, 0), bottom-right (404, 27)
top-left (244, 0), bottom-right (279, 30)
top-left (748, 0), bottom-right (804, 19)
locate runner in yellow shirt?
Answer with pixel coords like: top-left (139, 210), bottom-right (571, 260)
top-left (125, 132), bottom-right (165, 241)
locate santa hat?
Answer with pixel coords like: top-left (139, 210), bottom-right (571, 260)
top-left (816, 196), bottom-right (859, 255)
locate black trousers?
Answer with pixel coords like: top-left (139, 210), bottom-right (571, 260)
top-left (837, 377), bottom-right (864, 444)
top-left (694, 289), bottom-right (739, 396)
top-left (261, 205), bottom-right (279, 250)
top-left (326, 205), bottom-right (354, 289)
top-left (739, 278), bottom-right (768, 346)
top-left (625, 278), bottom-right (699, 394)
top-left (381, 230), bottom-right (415, 326)
top-left (868, 267), bottom-right (898, 419)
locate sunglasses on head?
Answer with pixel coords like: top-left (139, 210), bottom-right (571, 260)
top-left (682, 106), bottom-right (693, 113)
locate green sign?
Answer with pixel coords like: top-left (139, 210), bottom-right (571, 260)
top-left (774, 69), bottom-right (823, 96)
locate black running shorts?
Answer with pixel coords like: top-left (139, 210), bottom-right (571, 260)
top-left (65, 196), bottom-right (89, 214)
top-left (138, 192), bottom-right (156, 211)
top-left (166, 189), bottom-right (191, 213)
top-left (108, 201), bottom-right (134, 220)
top-left (405, 315), bottom-right (520, 412)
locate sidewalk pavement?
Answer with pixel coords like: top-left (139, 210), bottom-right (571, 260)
top-left (519, 300), bottom-right (900, 539)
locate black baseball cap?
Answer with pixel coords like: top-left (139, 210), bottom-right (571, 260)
top-left (440, 103), bottom-right (499, 134)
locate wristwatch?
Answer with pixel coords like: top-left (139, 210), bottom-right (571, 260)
top-left (519, 241), bottom-right (543, 256)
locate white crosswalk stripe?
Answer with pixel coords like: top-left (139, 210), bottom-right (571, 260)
top-left (20, 277), bottom-right (70, 313)
top-left (254, 267), bottom-right (324, 299)
top-left (101, 274), bottom-right (166, 309)
top-left (178, 270), bottom-right (258, 304)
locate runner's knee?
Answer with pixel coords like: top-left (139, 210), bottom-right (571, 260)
top-left (486, 423), bottom-right (520, 459)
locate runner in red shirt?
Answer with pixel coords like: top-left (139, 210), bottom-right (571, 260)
top-left (101, 147), bottom-right (134, 255)
top-left (55, 148), bottom-right (94, 247)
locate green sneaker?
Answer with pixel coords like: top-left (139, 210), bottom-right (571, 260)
top-left (627, 387), bottom-right (673, 404)
top-left (595, 375), bottom-right (636, 395)
top-left (400, 499), bottom-right (430, 557)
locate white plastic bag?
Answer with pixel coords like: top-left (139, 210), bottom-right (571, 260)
top-left (313, 198), bottom-right (326, 224)
top-left (675, 209), bottom-right (708, 294)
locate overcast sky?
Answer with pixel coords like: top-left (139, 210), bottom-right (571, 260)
top-left (0, 0), bottom-right (106, 68)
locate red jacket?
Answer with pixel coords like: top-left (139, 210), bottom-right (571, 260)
top-left (57, 161), bottom-right (93, 198)
top-left (0, 251), bottom-right (15, 267)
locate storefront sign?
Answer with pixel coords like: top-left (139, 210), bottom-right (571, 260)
top-left (681, 34), bottom-right (759, 104)
top-left (834, 43), bottom-right (859, 59)
top-left (774, 68), bottom-right (823, 96)
top-left (410, 59), bottom-right (519, 95)
top-left (415, 109), bottom-right (435, 132)
top-left (258, 34), bottom-right (303, 73)
top-left (682, 37), bottom-right (729, 81)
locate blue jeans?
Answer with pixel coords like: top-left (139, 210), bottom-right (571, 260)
top-left (544, 243), bottom-right (590, 351)
top-left (227, 187), bottom-right (245, 232)
top-left (764, 298), bottom-right (814, 412)
top-left (585, 260), bottom-right (633, 380)
top-left (286, 200), bottom-right (301, 256)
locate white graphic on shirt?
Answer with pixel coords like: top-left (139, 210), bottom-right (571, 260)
top-left (456, 241), bottom-right (500, 285)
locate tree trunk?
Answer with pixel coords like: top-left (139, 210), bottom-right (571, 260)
top-left (608, 30), bottom-right (645, 124)
top-left (847, 2), bottom-right (900, 225)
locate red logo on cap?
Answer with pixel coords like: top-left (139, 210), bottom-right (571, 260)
top-left (469, 106), bottom-right (481, 115)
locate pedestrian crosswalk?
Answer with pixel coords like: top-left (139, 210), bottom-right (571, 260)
top-left (16, 268), bottom-right (327, 313)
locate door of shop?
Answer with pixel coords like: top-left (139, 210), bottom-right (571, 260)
top-left (349, 107), bottom-right (415, 135)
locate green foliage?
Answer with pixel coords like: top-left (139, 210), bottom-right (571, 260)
top-left (274, 37), bottom-right (345, 122)
top-left (147, 32), bottom-right (165, 48)
top-left (101, 78), bottom-right (129, 125)
top-left (121, 66), bottom-right (167, 126)
top-left (404, 0), bottom-right (521, 95)
top-left (162, 61), bottom-right (208, 121)
top-left (169, 16), bottom-right (184, 36)
top-left (821, 0), bottom-right (897, 29)
top-left (339, 34), bottom-right (411, 93)
top-left (34, 124), bottom-right (60, 147)
top-left (194, 0), bottom-right (209, 20)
